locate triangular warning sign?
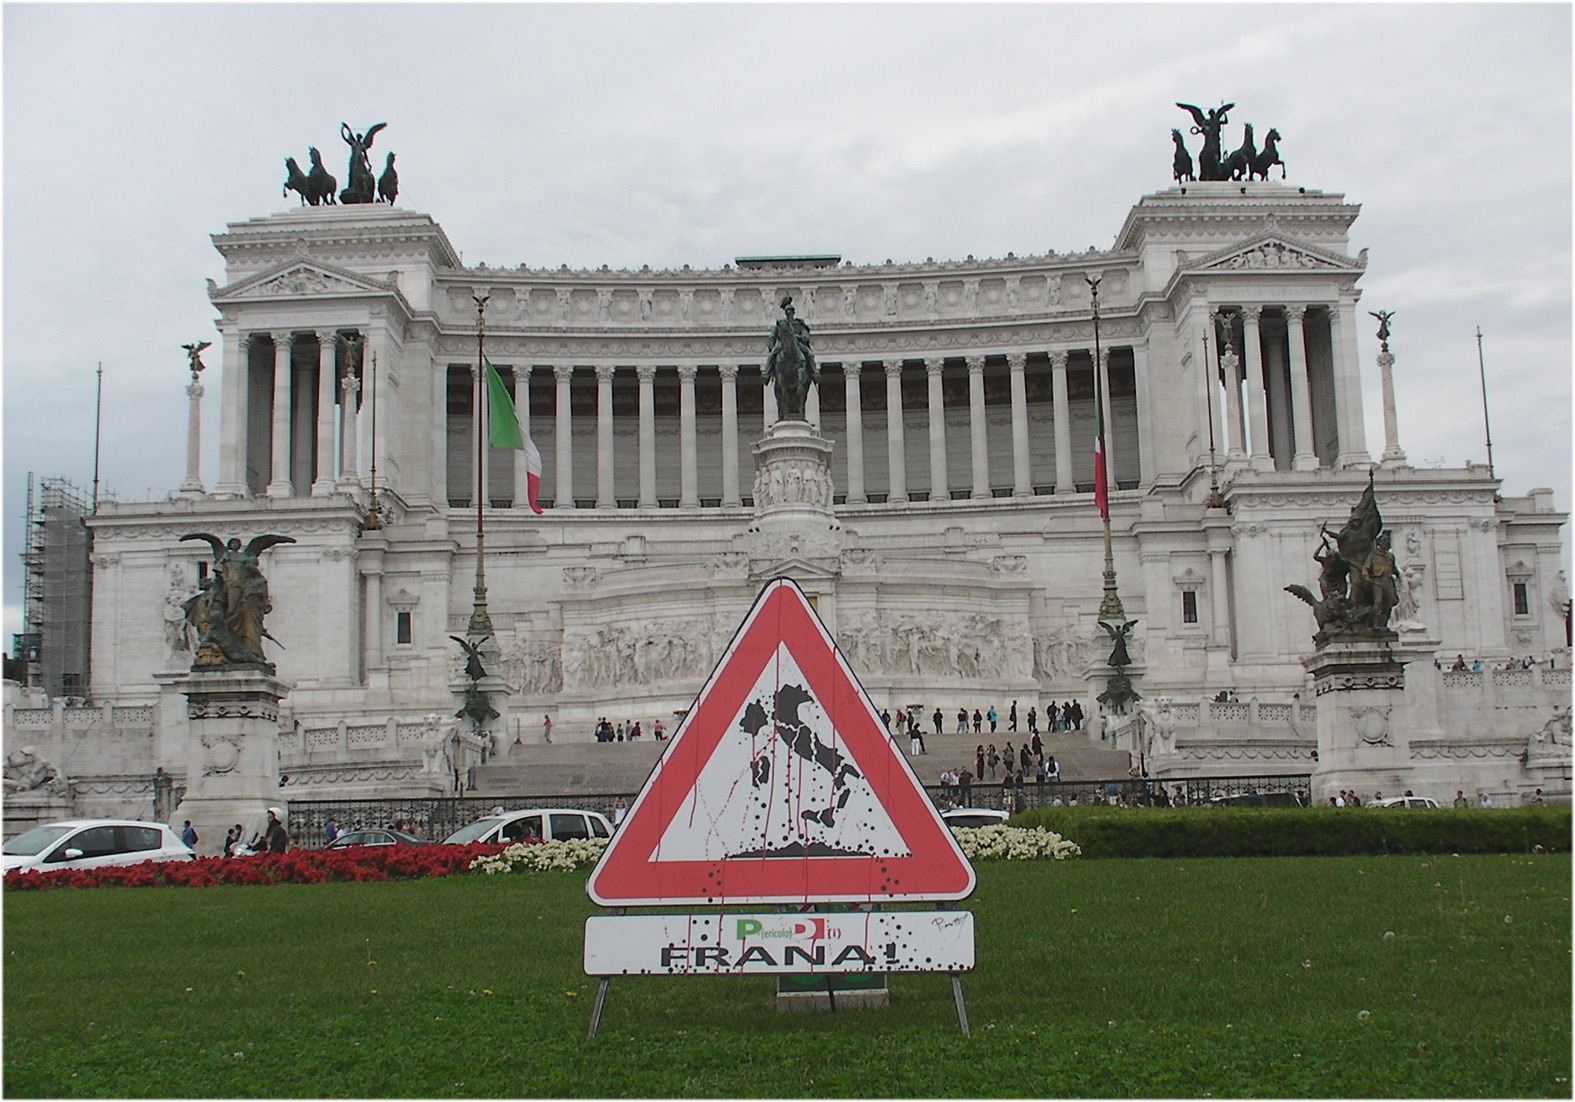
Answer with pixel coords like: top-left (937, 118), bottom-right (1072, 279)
top-left (587, 578), bottom-right (976, 906)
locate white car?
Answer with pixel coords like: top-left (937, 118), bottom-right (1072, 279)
top-left (442, 808), bottom-right (613, 845)
top-left (941, 808), bottom-right (1010, 830)
top-left (2, 819), bottom-right (196, 874)
top-left (1374, 795), bottom-right (1441, 809)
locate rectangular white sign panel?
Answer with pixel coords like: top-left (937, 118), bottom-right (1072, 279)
top-left (584, 911), bottom-right (974, 975)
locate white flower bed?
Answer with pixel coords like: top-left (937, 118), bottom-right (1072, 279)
top-left (469, 837), bottom-right (609, 874)
top-left (950, 824), bottom-right (1081, 861)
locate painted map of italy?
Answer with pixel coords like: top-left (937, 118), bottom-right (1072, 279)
top-left (652, 646), bottom-right (911, 862)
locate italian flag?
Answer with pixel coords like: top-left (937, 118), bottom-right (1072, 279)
top-left (486, 360), bottom-right (543, 514)
top-left (1093, 387), bottom-right (1109, 520)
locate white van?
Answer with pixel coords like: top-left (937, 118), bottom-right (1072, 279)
top-left (442, 808), bottom-right (612, 845)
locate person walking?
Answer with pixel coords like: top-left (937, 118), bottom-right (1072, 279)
top-left (1008, 701), bottom-right (1018, 732)
top-left (262, 807), bottom-right (290, 853)
top-left (987, 705), bottom-right (998, 734)
top-left (180, 820), bottom-right (198, 848)
top-left (932, 708), bottom-right (944, 737)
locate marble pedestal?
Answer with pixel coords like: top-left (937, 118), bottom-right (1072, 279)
top-left (747, 420), bottom-right (843, 565)
top-left (1303, 636), bottom-right (1433, 803)
top-left (451, 631), bottom-right (512, 775)
top-left (171, 667), bottom-right (289, 855)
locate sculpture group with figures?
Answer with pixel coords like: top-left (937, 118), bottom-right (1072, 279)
top-left (764, 295), bottom-right (819, 421)
top-left (1173, 102), bottom-right (1285, 182)
top-left (1284, 474), bottom-right (1401, 644)
top-left (177, 532), bottom-right (296, 668)
top-left (282, 123), bottom-right (396, 206)
top-left (451, 635), bottom-right (500, 728)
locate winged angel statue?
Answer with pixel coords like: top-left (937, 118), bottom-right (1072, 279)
top-left (178, 533), bottom-right (296, 668)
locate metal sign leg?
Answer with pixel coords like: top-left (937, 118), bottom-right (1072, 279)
top-left (950, 972), bottom-right (971, 1037)
top-left (587, 977), bottom-right (610, 1040)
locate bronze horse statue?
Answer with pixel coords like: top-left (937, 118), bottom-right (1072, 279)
top-left (284, 157), bottom-right (312, 205)
top-left (1250, 128), bottom-right (1285, 180)
top-left (1170, 128), bottom-right (1195, 183)
top-left (1223, 122), bottom-right (1257, 181)
top-left (284, 150), bottom-right (337, 206)
top-left (306, 147), bottom-right (336, 205)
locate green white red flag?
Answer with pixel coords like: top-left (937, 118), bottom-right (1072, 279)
top-left (485, 360), bottom-right (542, 514)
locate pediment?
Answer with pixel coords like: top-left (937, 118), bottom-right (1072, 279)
top-left (1186, 235), bottom-right (1357, 274)
top-left (747, 556), bottom-right (842, 583)
top-left (212, 258), bottom-right (393, 302)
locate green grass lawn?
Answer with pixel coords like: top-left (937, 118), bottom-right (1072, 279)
top-left (5, 854), bottom-right (1569, 1098)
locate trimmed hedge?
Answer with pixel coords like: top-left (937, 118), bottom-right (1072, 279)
top-left (1011, 805), bottom-right (1572, 858)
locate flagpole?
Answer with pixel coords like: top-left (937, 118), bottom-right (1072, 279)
top-left (363, 350), bottom-right (383, 531)
top-left (1475, 326), bottom-right (1495, 482)
top-left (1087, 275), bottom-right (1124, 623)
top-left (468, 294), bottom-right (493, 637)
top-left (91, 363), bottom-right (103, 512)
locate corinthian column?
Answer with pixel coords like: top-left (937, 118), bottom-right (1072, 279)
top-left (1285, 306), bottom-right (1320, 471)
top-left (1376, 320), bottom-right (1407, 468)
top-left (678, 364), bottom-right (698, 508)
top-left (637, 364), bottom-right (657, 508)
top-left (267, 332), bottom-right (295, 498)
top-left (1216, 310), bottom-right (1246, 460)
top-left (553, 364), bottom-right (574, 509)
top-left (179, 371), bottom-right (206, 498)
top-left (719, 363), bottom-right (741, 506)
top-left (339, 369), bottom-right (360, 487)
top-left (884, 359), bottom-right (907, 503)
top-left (966, 354), bottom-right (989, 498)
top-left (312, 331), bottom-right (338, 496)
top-left (595, 364), bottom-right (615, 508)
top-left (925, 357), bottom-right (948, 502)
top-left (1007, 352), bottom-right (1030, 497)
top-left (214, 328), bottom-right (251, 497)
top-left (1329, 302), bottom-right (1371, 468)
top-left (1050, 349), bottom-right (1073, 494)
top-left (843, 362), bottom-right (866, 504)
top-left (1241, 307), bottom-right (1272, 471)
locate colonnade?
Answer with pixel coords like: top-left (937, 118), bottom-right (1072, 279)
top-left (493, 346), bottom-right (1135, 510)
top-left (1207, 301), bottom-right (1368, 472)
top-left (214, 329), bottom-right (368, 499)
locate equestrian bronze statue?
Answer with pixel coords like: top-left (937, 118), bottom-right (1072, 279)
top-left (764, 294), bottom-right (819, 422)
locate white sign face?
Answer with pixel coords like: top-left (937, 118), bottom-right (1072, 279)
top-left (653, 645), bottom-right (911, 862)
top-left (583, 911), bottom-right (975, 976)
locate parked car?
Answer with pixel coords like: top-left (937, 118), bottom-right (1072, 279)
top-left (1209, 791), bottom-right (1306, 807)
top-left (1375, 795), bottom-right (1441, 809)
top-left (941, 808), bottom-right (1010, 829)
top-left (441, 808), bottom-right (613, 845)
top-left (2, 819), bottom-right (196, 874)
top-left (324, 827), bottom-right (432, 850)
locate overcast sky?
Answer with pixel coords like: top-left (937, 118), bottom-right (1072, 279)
top-left (4, 2), bottom-right (1571, 644)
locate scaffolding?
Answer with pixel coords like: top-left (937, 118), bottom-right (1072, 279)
top-left (13, 473), bottom-right (93, 699)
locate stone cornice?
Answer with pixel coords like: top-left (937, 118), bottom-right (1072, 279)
top-left (212, 207), bottom-right (462, 269)
top-left (435, 316), bottom-right (1148, 363)
top-left (1115, 183), bottom-right (1361, 251)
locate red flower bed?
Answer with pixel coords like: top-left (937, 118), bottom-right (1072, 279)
top-left (3, 843), bottom-right (510, 891)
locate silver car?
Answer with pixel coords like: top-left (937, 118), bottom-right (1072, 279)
top-left (442, 808), bottom-right (612, 845)
top-left (2, 819), bottom-right (196, 874)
